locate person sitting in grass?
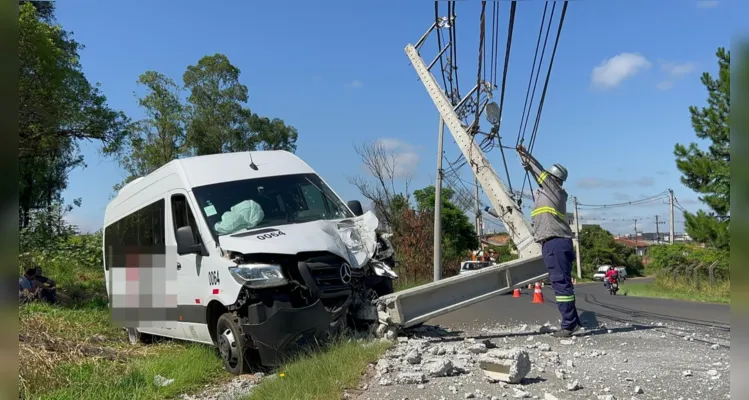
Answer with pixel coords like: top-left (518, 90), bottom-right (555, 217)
top-left (34, 266), bottom-right (57, 304)
top-left (19, 267), bottom-right (41, 304)
top-left (18, 266), bottom-right (57, 304)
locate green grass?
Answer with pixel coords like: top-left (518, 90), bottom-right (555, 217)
top-left (393, 275), bottom-right (431, 292)
top-left (621, 278), bottom-right (730, 304)
top-left (245, 339), bottom-right (391, 400)
top-left (19, 302), bottom-right (230, 400)
top-left (37, 344), bottom-right (227, 400)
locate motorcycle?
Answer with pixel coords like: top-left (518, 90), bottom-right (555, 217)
top-left (608, 279), bottom-right (619, 295)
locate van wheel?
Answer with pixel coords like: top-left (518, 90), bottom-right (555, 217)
top-left (216, 314), bottom-right (251, 375)
top-left (126, 327), bottom-right (152, 345)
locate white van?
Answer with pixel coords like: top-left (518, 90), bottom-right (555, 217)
top-left (102, 150), bottom-right (398, 374)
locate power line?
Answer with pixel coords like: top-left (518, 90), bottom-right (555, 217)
top-left (515, 2), bottom-right (549, 148)
top-left (577, 190), bottom-right (670, 209)
top-left (519, 0), bottom-right (568, 196)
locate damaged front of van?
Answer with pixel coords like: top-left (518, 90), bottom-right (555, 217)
top-left (187, 172), bottom-right (398, 371)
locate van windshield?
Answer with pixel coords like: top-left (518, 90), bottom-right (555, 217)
top-left (192, 173), bottom-right (354, 239)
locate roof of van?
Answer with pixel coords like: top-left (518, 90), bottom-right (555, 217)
top-left (177, 150), bottom-right (313, 188)
top-left (110, 150), bottom-right (314, 207)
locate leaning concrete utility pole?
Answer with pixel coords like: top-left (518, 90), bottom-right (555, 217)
top-left (433, 117), bottom-right (445, 281)
top-left (573, 196), bottom-right (582, 279)
top-left (668, 189), bottom-right (675, 244)
top-left (474, 177), bottom-right (483, 249)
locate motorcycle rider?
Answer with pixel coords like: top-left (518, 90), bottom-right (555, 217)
top-left (604, 266), bottom-right (619, 290)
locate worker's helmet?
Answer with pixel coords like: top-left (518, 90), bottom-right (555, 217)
top-left (547, 164), bottom-right (568, 183)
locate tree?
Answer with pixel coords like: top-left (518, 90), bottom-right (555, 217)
top-left (412, 185), bottom-right (478, 258)
top-left (674, 47), bottom-right (730, 250)
top-left (18, 2), bottom-right (128, 227)
top-left (114, 71), bottom-right (188, 189)
top-left (578, 225), bottom-right (640, 276)
top-left (183, 54), bottom-right (297, 155)
top-left (348, 140), bottom-right (411, 230)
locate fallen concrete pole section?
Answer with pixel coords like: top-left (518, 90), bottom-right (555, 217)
top-left (479, 348), bottom-right (531, 383)
top-left (375, 255), bottom-right (549, 337)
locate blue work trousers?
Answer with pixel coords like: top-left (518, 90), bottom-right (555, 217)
top-left (542, 237), bottom-right (581, 330)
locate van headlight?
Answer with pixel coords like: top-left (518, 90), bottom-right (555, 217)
top-left (229, 264), bottom-right (287, 288)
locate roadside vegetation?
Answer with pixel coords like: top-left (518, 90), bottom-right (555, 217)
top-left (18, 227), bottom-right (231, 400)
top-left (623, 243), bottom-right (730, 304)
top-left (246, 339), bottom-right (391, 400)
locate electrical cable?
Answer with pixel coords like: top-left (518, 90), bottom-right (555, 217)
top-left (494, 0), bottom-right (516, 140)
top-left (515, 2), bottom-right (548, 148)
top-left (517, 2), bottom-right (556, 147)
top-left (577, 190), bottom-right (670, 209)
top-left (435, 2), bottom-right (449, 98)
top-left (528, 0), bottom-right (568, 154)
top-left (519, 1), bottom-right (568, 196)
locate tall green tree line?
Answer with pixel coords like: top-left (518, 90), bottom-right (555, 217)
top-left (115, 54), bottom-right (299, 190)
top-left (18, 1), bottom-right (128, 229)
top-left (674, 47), bottom-right (730, 250)
top-left (19, 0), bottom-right (300, 231)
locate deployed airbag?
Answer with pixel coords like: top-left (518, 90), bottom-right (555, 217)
top-left (214, 200), bottom-right (265, 235)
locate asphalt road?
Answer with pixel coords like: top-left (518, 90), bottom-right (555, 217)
top-left (354, 277), bottom-right (731, 400)
top-left (429, 277), bottom-right (730, 332)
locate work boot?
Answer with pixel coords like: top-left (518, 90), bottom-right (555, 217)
top-left (551, 324), bottom-right (581, 338)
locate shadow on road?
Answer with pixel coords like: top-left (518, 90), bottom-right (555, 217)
top-left (579, 310), bottom-right (599, 328)
top-left (579, 293), bottom-right (730, 332)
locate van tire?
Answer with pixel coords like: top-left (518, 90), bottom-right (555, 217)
top-left (216, 313), bottom-right (251, 375)
top-left (126, 327), bottom-right (153, 345)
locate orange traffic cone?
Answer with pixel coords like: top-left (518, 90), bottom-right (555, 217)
top-left (532, 282), bottom-right (544, 304)
top-left (512, 288), bottom-right (521, 298)
top-left (527, 283), bottom-right (532, 290)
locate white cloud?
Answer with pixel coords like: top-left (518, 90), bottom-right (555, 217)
top-left (590, 53), bottom-right (651, 90)
top-left (656, 81), bottom-right (674, 91)
top-left (661, 61), bottom-right (696, 78)
top-left (656, 61), bottom-right (696, 90)
top-left (376, 138), bottom-right (420, 178)
top-left (697, 0), bottom-right (719, 8)
top-left (345, 80), bottom-right (363, 89)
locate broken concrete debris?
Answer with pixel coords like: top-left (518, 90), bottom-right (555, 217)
top-left (366, 320), bottom-right (729, 400)
top-left (396, 372), bottom-right (427, 384)
top-left (479, 348), bottom-right (532, 384)
top-left (566, 379), bottom-right (583, 391)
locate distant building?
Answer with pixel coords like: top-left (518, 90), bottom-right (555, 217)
top-left (614, 237), bottom-right (653, 257)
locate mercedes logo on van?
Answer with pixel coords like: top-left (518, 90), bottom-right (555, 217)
top-left (339, 263), bottom-right (352, 284)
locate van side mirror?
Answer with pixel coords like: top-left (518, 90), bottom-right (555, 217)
top-left (347, 200), bottom-right (364, 217)
top-left (176, 226), bottom-right (202, 255)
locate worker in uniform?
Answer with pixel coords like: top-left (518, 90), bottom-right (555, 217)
top-left (517, 144), bottom-right (582, 338)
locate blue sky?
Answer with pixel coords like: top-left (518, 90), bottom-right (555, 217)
top-left (56, 0), bottom-right (733, 236)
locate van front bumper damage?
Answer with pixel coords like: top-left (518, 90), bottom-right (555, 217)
top-left (241, 295), bottom-right (352, 366)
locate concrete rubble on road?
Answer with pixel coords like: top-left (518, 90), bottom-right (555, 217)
top-left (356, 319), bottom-right (730, 400)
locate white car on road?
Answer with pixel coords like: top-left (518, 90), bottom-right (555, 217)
top-left (459, 261), bottom-right (494, 275)
top-left (593, 265), bottom-right (627, 281)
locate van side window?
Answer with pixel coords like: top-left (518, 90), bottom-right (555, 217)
top-left (171, 194), bottom-right (201, 243)
top-left (103, 199), bottom-right (166, 270)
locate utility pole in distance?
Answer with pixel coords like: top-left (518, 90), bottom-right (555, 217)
top-left (668, 189), bottom-right (675, 244)
top-left (633, 218), bottom-right (639, 255)
top-left (573, 196), bottom-right (582, 279)
top-left (655, 215), bottom-right (665, 244)
top-left (433, 117), bottom-right (445, 281)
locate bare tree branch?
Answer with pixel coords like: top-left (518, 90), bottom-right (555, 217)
top-left (348, 140), bottom-right (412, 229)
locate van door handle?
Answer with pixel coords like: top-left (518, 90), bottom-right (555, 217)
top-left (177, 262), bottom-right (182, 270)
